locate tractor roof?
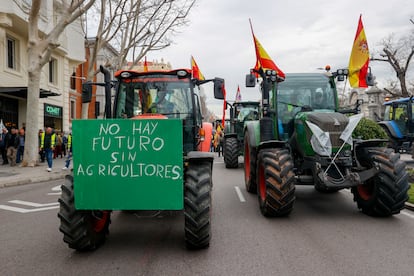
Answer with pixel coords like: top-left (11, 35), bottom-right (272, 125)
top-left (383, 96), bottom-right (414, 105)
top-left (114, 69), bottom-right (192, 78)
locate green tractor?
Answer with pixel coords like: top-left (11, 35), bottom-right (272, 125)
top-left (223, 101), bottom-right (260, 168)
top-left (216, 68), bottom-right (408, 217)
top-left (58, 66), bottom-right (224, 251)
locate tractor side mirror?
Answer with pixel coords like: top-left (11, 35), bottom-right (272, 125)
top-left (246, 73), bottom-right (256, 87)
top-left (213, 78), bottom-right (225, 99)
top-left (82, 82), bottom-right (92, 103)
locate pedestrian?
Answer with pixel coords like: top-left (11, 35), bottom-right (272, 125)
top-left (62, 132), bottom-right (72, 170)
top-left (6, 127), bottom-right (19, 166)
top-left (0, 127), bottom-right (9, 165)
top-left (62, 131), bottom-right (67, 157)
top-left (54, 131), bottom-right (63, 158)
top-left (16, 128), bottom-right (25, 164)
top-left (38, 129), bottom-right (45, 162)
top-left (40, 127), bottom-right (56, 172)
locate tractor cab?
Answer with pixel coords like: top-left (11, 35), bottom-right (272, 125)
top-left (379, 96), bottom-right (414, 152)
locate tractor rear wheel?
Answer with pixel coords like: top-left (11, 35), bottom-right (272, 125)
top-left (244, 132), bottom-right (257, 193)
top-left (58, 175), bottom-right (111, 251)
top-left (224, 137), bottom-right (239, 168)
top-left (257, 148), bottom-right (295, 217)
top-left (184, 161), bottom-right (212, 249)
top-left (351, 147), bottom-right (409, 217)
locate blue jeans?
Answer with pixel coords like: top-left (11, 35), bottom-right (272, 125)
top-left (16, 146), bottom-right (24, 163)
top-left (45, 148), bottom-right (53, 168)
top-left (65, 152), bottom-right (72, 168)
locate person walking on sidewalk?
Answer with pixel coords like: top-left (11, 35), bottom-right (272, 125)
top-left (16, 128), bottom-right (25, 164)
top-left (40, 127), bottom-right (56, 172)
top-left (0, 128), bottom-right (9, 165)
top-left (6, 127), bottom-right (19, 166)
top-left (62, 132), bottom-right (72, 170)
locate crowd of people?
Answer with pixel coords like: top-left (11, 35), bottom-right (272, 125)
top-left (211, 123), bottom-right (224, 157)
top-left (0, 126), bottom-right (72, 172)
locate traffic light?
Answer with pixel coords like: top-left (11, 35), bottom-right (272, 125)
top-left (82, 82), bottom-right (92, 103)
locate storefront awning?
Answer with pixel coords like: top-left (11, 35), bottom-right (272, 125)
top-left (0, 87), bottom-right (61, 98)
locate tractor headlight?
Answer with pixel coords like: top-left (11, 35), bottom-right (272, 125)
top-left (120, 72), bottom-right (131, 78)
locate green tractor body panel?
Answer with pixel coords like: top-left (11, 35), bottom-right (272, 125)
top-left (73, 119), bottom-right (184, 210)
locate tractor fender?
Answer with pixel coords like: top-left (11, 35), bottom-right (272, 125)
top-left (224, 133), bottom-right (237, 139)
top-left (258, 140), bottom-right (288, 151)
top-left (244, 121), bottom-right (260, 149)
top-left (186, 151), bottom-right (215, 168)
top-left (198, 122), bottom-right (213, 152)
top-left (378, 121), bottom-right (403, 139)
top-left (354, 138), bottom-right (389, 148)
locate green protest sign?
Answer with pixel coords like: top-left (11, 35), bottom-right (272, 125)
top-left (72, 119), bottom-right (183, 210)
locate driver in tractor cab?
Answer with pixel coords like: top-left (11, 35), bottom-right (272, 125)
top-left (313, 88), bottom-right (325, 109)
top-left (149, 90), bottom-right (176, 115)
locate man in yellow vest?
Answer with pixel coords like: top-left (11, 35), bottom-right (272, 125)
top-left (40, 127), bottom-right (56, 172)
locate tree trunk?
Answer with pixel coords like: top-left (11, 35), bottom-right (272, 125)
top-left (23, 67), bottom-right (41, 167)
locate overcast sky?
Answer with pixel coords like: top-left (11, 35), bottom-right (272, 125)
top-left (150, 0), bottom-right (413, 116)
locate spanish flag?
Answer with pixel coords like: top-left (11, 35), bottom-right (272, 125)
top-left (191, 56), bottom-right (205, 80)
top-left (222, 83), bottom-right (227, 127)
top-left (250, 20), bottom-right (285, 80)
top-left (143, 56), bottom-right (149, 72)
top-left (348, 15), bottom-right (370, 88)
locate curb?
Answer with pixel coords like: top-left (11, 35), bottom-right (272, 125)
top-left (2, 174), bottom-right (66, 188)
top-left (405, 202), bottom-right (414, 212)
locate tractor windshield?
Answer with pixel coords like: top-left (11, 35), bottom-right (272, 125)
top-left (115, 74), bottom-right (193, 119)
top-left (276, 73), bottom-right (336, 112)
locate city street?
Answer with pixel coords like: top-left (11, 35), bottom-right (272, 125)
top-left (1, 158), bottom-right (414, 275)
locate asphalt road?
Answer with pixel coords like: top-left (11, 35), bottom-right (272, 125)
top-left (1, 158), bottom-right (414, 275)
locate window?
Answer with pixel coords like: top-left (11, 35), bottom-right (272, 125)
top-left (70, 99), bottom-right (76, 119)
top-left (49, 58), bottom-right (58, 84)
top-left (6, 36), bottom-right (19, 70)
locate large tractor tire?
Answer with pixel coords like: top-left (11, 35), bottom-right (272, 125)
top-left (224, 137), bottom-right (239, 168)
top-left (184, 161), bottom-right (212, 249)
top-left (257, 148), bottom-right (295, 217)
top-left (244, 132), bottom-right (257, 193)
top-left (58, 175), bottom-right (111, 251)
top-left (351, 147), bottom-right (409, 217)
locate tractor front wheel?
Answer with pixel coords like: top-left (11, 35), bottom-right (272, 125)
top-left (351, 147), bottom-right (409, 216)
top-left (244, 132), bottom-right (257, 193)
top-left (58, 175), bottom-right (111, 251)
top-left (184, 161), bottom-right (212, 249)
top-left (257, 148), bottom-right (295, 217)
top-left (224, 137), bottom-right (239, 168)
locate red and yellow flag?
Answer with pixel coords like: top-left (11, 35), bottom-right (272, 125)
top-left (143, 56), bottom-right (149, 72)
top-left (348, 15), bottom-right (370, 88)
top-left (250, 20), bottom-right (285, 80)
top-left (191, 56), bottom-right (205, 80)
top-left (222, 84), bottom-right (227, 127)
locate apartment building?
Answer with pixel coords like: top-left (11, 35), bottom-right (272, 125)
top-left (0, 0), bottom-right (84, 133)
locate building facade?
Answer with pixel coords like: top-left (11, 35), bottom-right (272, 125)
top-left (0, 0), bottom-right (84, 133)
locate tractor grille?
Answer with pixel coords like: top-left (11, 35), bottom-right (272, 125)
top-left (307, 112), bottom-right (349, 148)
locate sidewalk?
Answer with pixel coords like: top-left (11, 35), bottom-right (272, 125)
top-left (0, 157), bottom-right (69, 188)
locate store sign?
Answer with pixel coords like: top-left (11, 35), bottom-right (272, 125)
top-left (44, 103), bottom-right (62, 118)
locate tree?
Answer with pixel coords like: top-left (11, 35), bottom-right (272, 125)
top-left (23, 0), bottom-right (95, 167)
top-left (82, 0), bottom-right (196, 118)
top-left (371, 21), bottom-right (414, 98)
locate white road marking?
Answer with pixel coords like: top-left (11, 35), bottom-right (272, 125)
top-left (234, 186), bottom-right (246, 202)
top-left (0, 200), bottom-right (59, 213)
top-left (0, 204), bottom-right (59, 213)
top-left (8, 200), bottom-right (59, 207)
top-left (47, 192), bottom-right (62, 195)
top-left (51, 185), bottom-right (61, 191)
top-left (401, 210), bottom-right (414, 219)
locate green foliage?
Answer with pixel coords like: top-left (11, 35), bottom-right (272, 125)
top-left (353, 117), bottom-right (388, 140)
top-left (408, 185), bottom-right (414, 204)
